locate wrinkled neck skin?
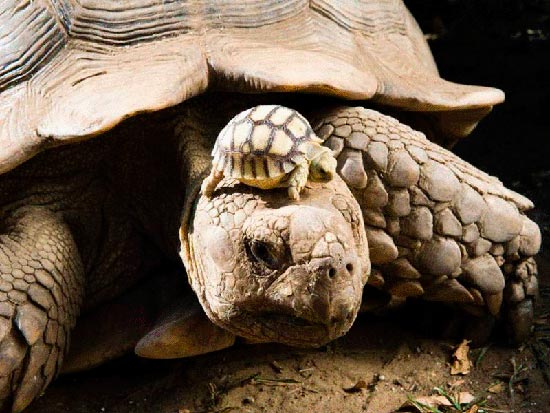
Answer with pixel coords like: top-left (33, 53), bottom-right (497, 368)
top-left (176, 98), bottom-right (370, 347)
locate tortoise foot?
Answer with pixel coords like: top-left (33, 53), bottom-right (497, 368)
top-left (0, 207), bottom-right (84, 412)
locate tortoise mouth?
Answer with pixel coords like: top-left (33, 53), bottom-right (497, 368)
top-left (221, 310), bottom-right (355, 348)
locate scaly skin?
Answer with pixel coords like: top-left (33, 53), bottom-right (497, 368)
top-left (0, 95), bottom-right (541, 411)
top-left (176, 103), bottom-right (370, 346)
top-left (312, 107), bottom-right (541, 343)
top-left (0, 114), bottom-right (186, 412)
top-left (0, 207), bottom-right (84, 412)
top-left (181, 102), bottom-right (541, 348)
top-left (182, 177), bottom-right (370, 346)
top-left (285, 161), bottom-right (309, 200)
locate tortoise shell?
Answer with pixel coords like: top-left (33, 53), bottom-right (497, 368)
top-left (0, 0), bottom-right (504, 175)
top-left (212, 105), bottom-right (320, 181)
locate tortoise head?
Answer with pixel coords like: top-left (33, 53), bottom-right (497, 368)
top-left (309, 145), bottom-right (337, 182)
top-left (180, 176), bottom-right (370, 347)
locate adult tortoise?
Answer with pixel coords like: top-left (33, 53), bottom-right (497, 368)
top-left (0, 0), bottom-right (541, 411)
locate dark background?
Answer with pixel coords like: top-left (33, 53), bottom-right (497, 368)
top-left (406, 0), bottom-right (550, 249)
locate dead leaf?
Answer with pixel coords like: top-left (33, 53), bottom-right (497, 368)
top-left (488, 381), bottom-right (505, 394)
top-left (456, 392), bottom-right (475, 404)
top-left (422, 392), bottom-right (474, 406)
top-left (465, 405), bottom-right (480, 413)
top-left (414, 394), bottom-right (450, 407)
top-left (343, 379), bottom-right (368, 393)
top-left (449, 379), bottom-right (465, 388)
top-left (401, 391), bottom-right (475, 411)
top-left (451, 339), bottom-right (472, 375)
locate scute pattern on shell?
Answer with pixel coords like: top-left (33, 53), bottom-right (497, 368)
top-left (0, 0), bottom-right (505, 175)
top-left (212, 105), bottom-right (319, 181)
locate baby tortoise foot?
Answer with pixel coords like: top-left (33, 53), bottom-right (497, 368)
top-left (201, 170), bottom-right (224, 198)
top-left (286, 162), bottom-right (309, 200)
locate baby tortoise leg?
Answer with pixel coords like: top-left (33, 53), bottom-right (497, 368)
top-left (201, 169), bottom-right (224, 198)
top-left (286, 162), bottom-right (309, 200)
top-left (0, 207), bottom-right (84, 412)
top-left (312, 107), bottom-right (541, 344)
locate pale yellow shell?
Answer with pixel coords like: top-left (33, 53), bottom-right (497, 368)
top-left (212, 105), bottom-right (322, 182)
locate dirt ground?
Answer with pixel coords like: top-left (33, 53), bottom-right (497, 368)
top-left (26, 292), bottom-right (550, 413)
top-left (23, 2), bottom-right (550, 412)
top-left (26, 258), bottom-right (550, 413)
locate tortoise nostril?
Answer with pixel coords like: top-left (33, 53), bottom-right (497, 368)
top-left (327, 261), bottom-right (355, 279)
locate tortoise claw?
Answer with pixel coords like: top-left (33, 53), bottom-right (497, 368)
top-left (288, 187), bottom-right (300, 200)
top-left (0, 207), bottom-right (84, 412)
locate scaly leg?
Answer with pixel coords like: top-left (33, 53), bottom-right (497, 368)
top-left (313, 107), bottom-right (541, 343)
top-left (286, 162), bottom-right (309, 200)
top-left (0, 207), bottom-right (84, 412)
top-left (201, 169), bottom-right (224, 198)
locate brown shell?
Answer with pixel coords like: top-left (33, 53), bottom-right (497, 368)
top-left (0, 0), bottom-right (504, 174)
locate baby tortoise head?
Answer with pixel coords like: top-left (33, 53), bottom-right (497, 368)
top-left (181, 175), bottom-right (370, 347)
top-left (307, 144), bottom-right (337, 182)
top-left (201, 105), bottom-right (337, 200)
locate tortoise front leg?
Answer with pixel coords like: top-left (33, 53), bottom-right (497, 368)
top-left (0, 207), bottom-right (84, 412)
top-left (286, 162), bottom-right (308, 200)
top-left (201, 169), bottom-right (224, 198)
top-left (312, 107), bottom-right (541, 343)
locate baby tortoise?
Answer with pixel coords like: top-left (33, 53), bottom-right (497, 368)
top-left (201, 105), bottom-right (337, 200)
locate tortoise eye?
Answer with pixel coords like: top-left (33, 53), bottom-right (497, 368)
top-left (249, 240), bottom-right (280, 270)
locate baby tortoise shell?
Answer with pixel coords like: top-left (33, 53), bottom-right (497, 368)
top-left (202, 105), bottom-right (337, 200)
